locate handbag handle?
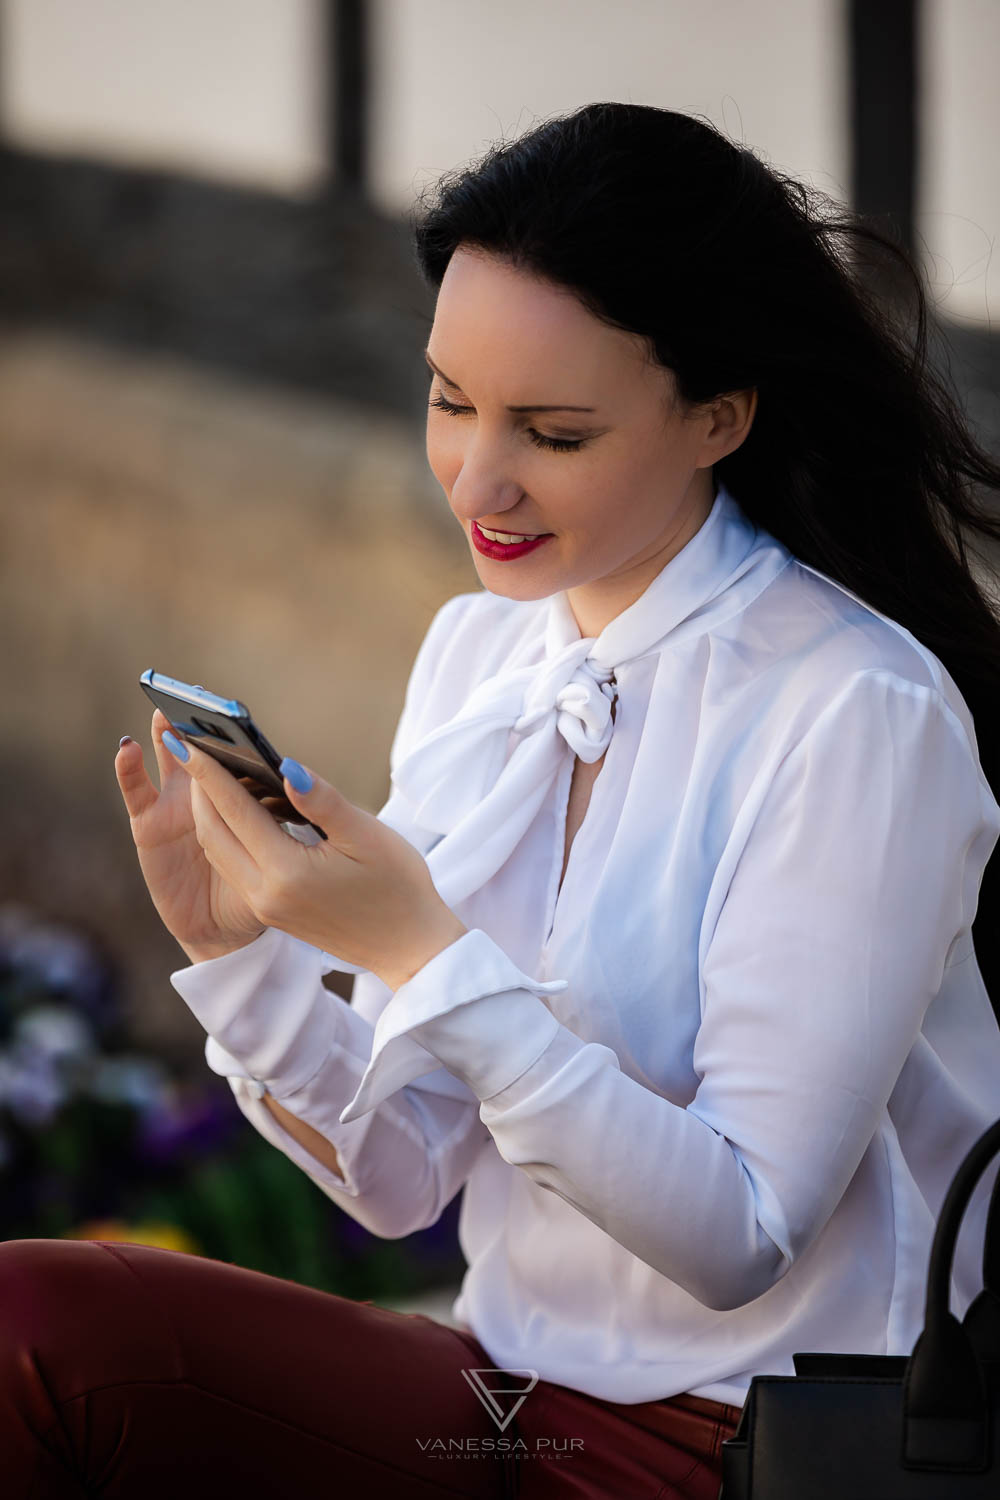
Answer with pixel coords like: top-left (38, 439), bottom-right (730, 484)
top-left (903, 1117), bottom-right (1000, 1469)
top-left (963, 1158), bottom-right (1000, 1360)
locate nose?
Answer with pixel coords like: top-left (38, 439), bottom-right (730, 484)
top-left (446, 436), bottom-right (526, 523)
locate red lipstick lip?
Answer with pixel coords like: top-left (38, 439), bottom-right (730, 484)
top-left (471, 521), bottom-right (554, 561)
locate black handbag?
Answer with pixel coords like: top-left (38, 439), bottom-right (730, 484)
top-left (719, 1117), bottom-right (1000, 1498)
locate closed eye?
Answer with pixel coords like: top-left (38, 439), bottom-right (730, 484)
top-left (428, 390), bottom-right (589, 454)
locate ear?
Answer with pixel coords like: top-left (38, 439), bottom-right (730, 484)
top-left (706, 386), bottom-right (757, 462)
top-left (695, 387), bottom-right (758, 468)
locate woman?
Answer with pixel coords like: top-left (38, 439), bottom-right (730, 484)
top-left (5, 102), bottom-right (1000, 1499)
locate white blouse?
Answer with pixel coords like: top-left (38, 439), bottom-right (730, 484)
top-left (170, 481), bottom-right (1000, 1407)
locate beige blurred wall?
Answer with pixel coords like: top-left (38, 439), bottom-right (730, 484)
top-left (0, 0), bottom-right (849, 203)
top-left (919, 0), bottom-right (1000, 328)
top-left (0, 0), bottom-right (328, 193)
top-left (369, 0), bottom-right (849, 207)
top-left (3, 0), bottom-right (995, 326)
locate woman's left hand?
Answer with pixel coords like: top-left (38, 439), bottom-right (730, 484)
top-left (163, 738), bottom-right (467, 990)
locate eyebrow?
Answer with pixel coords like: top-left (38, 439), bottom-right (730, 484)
top-left (424, 350), bottom-right (597, 413)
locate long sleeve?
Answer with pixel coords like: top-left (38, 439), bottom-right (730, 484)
top-left (337, 670), bottom-right (1000, 1309)
top-left (168, 592), bottom-right (494, 1238)
top-left (171, 927), bottom-right (492, 1238)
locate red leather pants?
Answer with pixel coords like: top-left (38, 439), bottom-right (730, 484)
top-left (0, 1236), bottom-right (740, 1498)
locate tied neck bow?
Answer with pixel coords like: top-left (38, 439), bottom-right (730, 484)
top-left (518, 641), bottom-right (618, 750)
top-left (382, 482), bottom-right (783, 915)
top-left (390, 635), bottom-right (618, 909)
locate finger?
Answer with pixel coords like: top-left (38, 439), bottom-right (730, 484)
top-left (276, 758), bottom-right (367, 852)
top-left (238, 777), bottom-right (295, 815)
top-left (238, 775), bottom-right (269, 796)
top-left (261, 798), bottom-right (306, 822)
top-left (150, 708), bottom-right (192, 792)
top-left (163, 734), bottom-right (289, 865)
top-left (189, 780), bottom-right (263, 896)
top-left (241, 780), bottom-right (303, 820)
top-left (114, 736), bottom-right (158, 820)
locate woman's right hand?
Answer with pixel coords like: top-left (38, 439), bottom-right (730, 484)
top-left (115, 709), bottom-right (268, 965)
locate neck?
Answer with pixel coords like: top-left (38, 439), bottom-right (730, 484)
top-left (565, 472), bottom-right (717, 638)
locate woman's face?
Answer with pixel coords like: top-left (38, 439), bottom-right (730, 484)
top-left (425, 247), bottom-right (756, 637)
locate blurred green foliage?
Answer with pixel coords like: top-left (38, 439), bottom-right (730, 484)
top-left (0, 901), bottom-right (464, 1301)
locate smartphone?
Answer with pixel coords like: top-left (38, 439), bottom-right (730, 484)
top-left (139, 670), bottom-right (328, 841)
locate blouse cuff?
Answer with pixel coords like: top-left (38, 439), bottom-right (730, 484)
top-left (338, 928), bottom-right (568, 1123)
top-left (170, 925), bottom-right (348, 1099)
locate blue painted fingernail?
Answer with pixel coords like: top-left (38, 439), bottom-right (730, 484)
top-left (162, 730), bottom-right (190, 763)
top-left (280, 756), bottom-right (313, 793)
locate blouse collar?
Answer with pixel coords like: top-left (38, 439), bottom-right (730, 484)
top-left (384, 479), bottom-right (789, 912)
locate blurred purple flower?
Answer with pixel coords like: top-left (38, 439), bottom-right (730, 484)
top-left (13, 1005), bottom-right (96, 1066)
top-left (0, 903), bottom-right (118, 1033)
top-left (0, 1047), bottom-right (66, 1127)
top-left (136, 1084), bottom-right (239, 1164)
top-left (87, 1054), bottom-right (171, 1112)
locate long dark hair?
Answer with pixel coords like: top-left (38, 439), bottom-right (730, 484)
top-left (411, 101), bottom-right (1000, 1014)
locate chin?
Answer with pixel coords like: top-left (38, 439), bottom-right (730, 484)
top-left (477, 575), bottom-right (561, 603)
top-left (470, 561), bottom-right (562, 602)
